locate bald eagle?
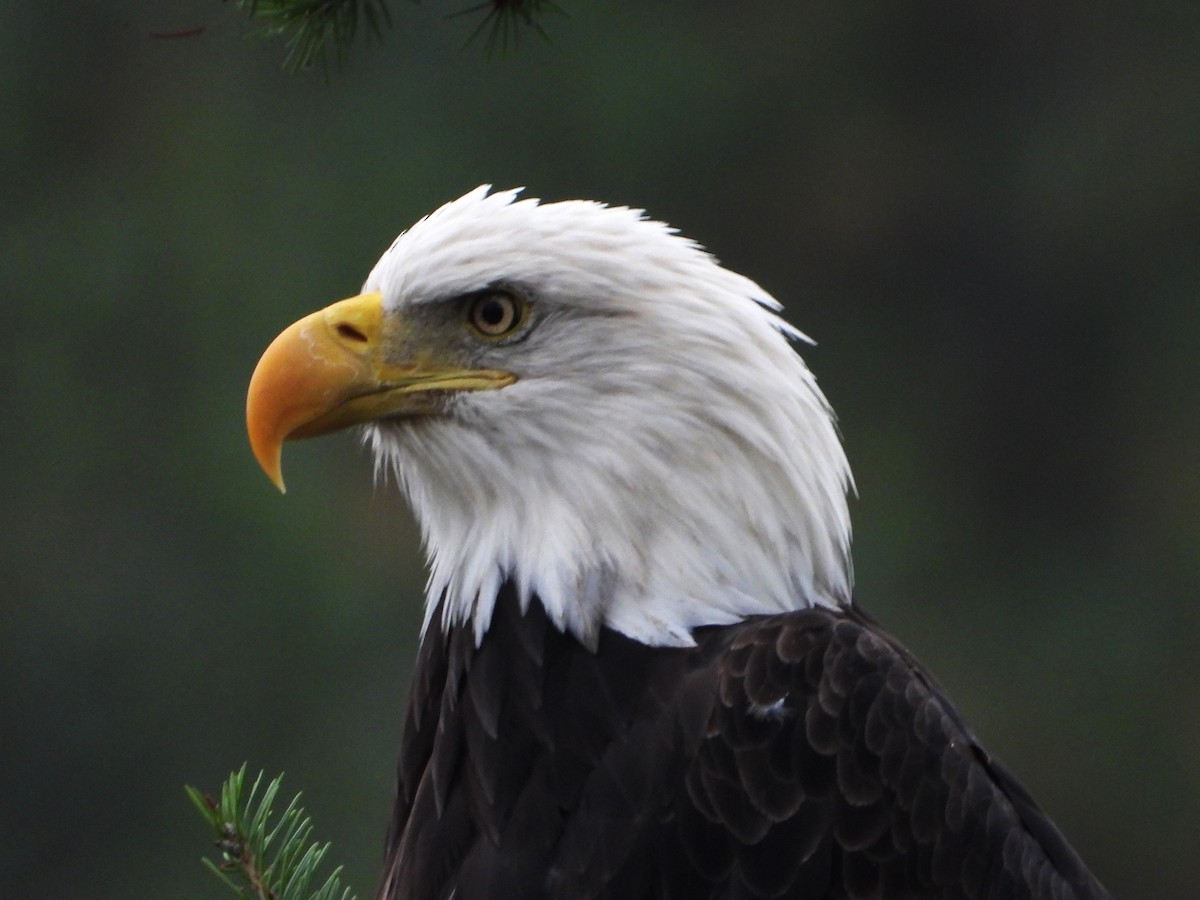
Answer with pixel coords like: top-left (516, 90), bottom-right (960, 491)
top-left (246, 187), bottom-right (1111, 900)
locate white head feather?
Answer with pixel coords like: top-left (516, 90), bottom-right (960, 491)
top-left (362, 186), bottom-right (853, 648)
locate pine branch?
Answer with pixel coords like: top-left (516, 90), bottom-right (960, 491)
top-left (187, 765), bottom-right (357, 900)
top-left (227, 0), bottom-right (394, 72)
top-left (225, 0), bottom-right (561, 72)
top-left (452, 0), bottom-right (563, 56)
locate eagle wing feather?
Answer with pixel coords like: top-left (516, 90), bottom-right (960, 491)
top-left (379, 589), bottom-right (1111, 900)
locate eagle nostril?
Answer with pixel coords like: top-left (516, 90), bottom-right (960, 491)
top-left (336, 323), bottom-right (368, 343)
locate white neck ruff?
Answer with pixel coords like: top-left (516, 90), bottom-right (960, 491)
top-left (362, 187), bottom-right (854, 648)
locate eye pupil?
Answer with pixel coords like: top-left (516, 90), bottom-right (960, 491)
top-left (480, 300), bottom-right (505, 326)
top-left (470, 292), bottom-right (521, 336)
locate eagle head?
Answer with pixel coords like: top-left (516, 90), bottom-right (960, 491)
top-left (247, 187), bottom-right (853, 647)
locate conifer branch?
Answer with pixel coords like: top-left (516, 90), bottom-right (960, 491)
top-left (452, 0), bottom-right (563, 56)
top-left (187, 766), bottom-right (358, 900)
top-left (228, 0), bottom-right (393, 72)
top-left (225, 0), bottom-right (561, 71)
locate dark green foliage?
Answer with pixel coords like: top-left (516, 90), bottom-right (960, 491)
top-left (229, 0), bottom-right (394, 72)
top-left (452, 0), bottom-right (563, 55)
top-left (229, 0), bottom-right (561, 71)
top-left (187, 766), bottom-right (358, 900)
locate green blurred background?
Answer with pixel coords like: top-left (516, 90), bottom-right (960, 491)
top-left (3, 2), bottom-right (1197, 897)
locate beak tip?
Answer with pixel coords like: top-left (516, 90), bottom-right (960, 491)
top-left (258, 450), bottom-right (288, 495)
top-left (248, 365), bottom-right (291, 495)
top-left (248, 422), bottom-right (288, 494)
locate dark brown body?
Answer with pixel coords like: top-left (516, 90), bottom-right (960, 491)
top-left (380, 584), bottom-right (1110, 900)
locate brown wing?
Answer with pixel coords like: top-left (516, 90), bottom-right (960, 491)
top-left (677, 606), bottom-right (1113, 899)
top-left (378, 590), bottom-right (1111, 900)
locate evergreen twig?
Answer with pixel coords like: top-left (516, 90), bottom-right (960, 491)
top-left (186, 765), bottom-right (357, 900)
top-left (453, 0), bottom-right (564, 56)
top-left (226, 0), bottom-right (559, 71)
top-left (227, 0), bottom-right (394, 72)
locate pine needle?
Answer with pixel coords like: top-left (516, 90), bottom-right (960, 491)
top-left (452, 0), bottom-right (563, 56)
top-left (228, 0), bottom-right (394, 73)
top-left (186, 765), bottom-right (358, 900)
top-left (228, 0), bottom-right (560, 71)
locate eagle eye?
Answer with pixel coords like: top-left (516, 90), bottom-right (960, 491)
top-left (467, 291), bottom-right (524, 338)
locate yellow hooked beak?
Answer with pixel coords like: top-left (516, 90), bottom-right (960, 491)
top-left (246, 292), bottom-right (516, 492)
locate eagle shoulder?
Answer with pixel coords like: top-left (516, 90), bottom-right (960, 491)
top-left (380, 594), bottom-right (1111, 900)
top-left (684, 606), bottom-right (1112, 899)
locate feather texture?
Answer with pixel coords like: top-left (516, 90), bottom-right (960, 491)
top-left (364, 187), bottom-right (853, 647)
top-left (378, 586), bottom-right (1110, 900)
top-left (333, 189), bottom-right (1112, 898)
